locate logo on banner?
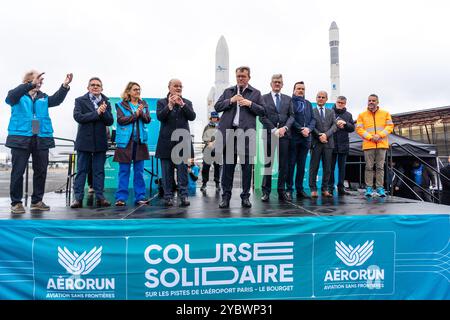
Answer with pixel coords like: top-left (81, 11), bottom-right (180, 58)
top-left (45, 245), bottom-right (116, 299)
top-left (58, 246), bottom-right (102, 275)
top-left (324, 239), bottom-right (384, 291)
top-left (335, 240), bottom-right (374, 267)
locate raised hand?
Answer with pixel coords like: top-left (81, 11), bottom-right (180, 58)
top-left (64, 73), bottom-right (73, 87)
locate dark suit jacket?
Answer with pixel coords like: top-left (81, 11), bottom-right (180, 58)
top-left (155, 96), bottom-right (196, 159)
top-left (73, 93), bottom-right (114, 152)
top-left (312, 107), bottom-right (337, 149)
top-left (214, 85), bottom-right (265, 155)
top-left (215, 85), bottom-right (265, 132)
top-left (260, 93), bottom-right (294, 138)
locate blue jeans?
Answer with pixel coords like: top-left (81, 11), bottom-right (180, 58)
top-left (115, 161), bottom-right (146, 203)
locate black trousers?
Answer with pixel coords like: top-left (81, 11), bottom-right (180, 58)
top-left (329, 152), bottom-right (348, 191)
top-left (161, 159), bottom-right (188, 199)
top-left (201, 148), bottom-right (221, 184)
top-left (309, 144), bottom-right (333, 192)
top-left (10, 142), bottom-right (49, 205)
top-left (287, 138), bottom-right (310, 193)
top-left (261, 135), bottom-right (290, 194)
top-left (201, 161), bottom-right (221, 184)
top-left (221, 136), bottom-right (253, 200)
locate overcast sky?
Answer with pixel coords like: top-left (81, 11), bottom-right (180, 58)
top-left (1, 0), bottom-right (450, 148)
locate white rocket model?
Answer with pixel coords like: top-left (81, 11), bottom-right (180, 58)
top-left (329, 21), bottom-right (340, 102)
top-left (207, 35), bottom-right (230, 118)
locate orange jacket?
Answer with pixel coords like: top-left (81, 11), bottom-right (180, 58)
top-left (356, 107), bottom-right (394, 150)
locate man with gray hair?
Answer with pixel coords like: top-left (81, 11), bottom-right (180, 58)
top-left (260, 74), bottom-right (294, 202)
top-left (156, 79), bottom-right (196, 207)
top-left (328, 96), bottom-right (355, 195)
top-left (5, 70), bottom-right (72, 213)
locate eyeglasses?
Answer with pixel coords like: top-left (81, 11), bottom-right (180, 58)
top-left (90, 83), bottom-right (102, 87)
top-left (132, 88), bottom-right (141, 92)
top-left (317, 96), bottom-right (327, 99)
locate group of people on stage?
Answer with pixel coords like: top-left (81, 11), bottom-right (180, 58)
top-left (4, 66), bottom-right (419, 214)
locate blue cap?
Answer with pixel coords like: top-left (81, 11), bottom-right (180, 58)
top-left (210, 111), bottom-right (219, 118)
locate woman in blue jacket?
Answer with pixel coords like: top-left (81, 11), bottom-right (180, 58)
top-left (113, 82), bottom-right (151, 206)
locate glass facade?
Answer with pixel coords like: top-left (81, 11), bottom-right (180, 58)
top-left (396, 122), bottom-right (449, 157)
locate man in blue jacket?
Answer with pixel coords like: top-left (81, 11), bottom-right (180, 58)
top-left (287, 81), bottom-right (316, 199)
top-left (5, 70), bottom-right (72, 213)
top-left (70, 77), bottom-right (114, 208)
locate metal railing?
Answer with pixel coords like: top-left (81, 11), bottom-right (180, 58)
top-left (388, 142), bottom-right (450, 204)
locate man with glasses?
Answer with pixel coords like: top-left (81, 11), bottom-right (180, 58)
top-left (309, 91), bottom-right (337, 198)
top-left (356, 94), bottom-right (394, 197)
top-left (328, 96), bottom-right (355, 196)
top-left (71, 77), bottom-right (114, 208)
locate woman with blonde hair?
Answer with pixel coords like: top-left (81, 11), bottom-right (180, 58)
top-left (113, 82), bottom-right (151, 206)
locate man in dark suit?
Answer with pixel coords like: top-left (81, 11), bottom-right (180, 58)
top-left (260, 74), bottom-right (294, 202)
top-left (214, 66), bottom-right (265, 208)
top-left (329, 96), bottom-right (355, 196)
top-left (287, 81), bottom-right (316, 199)
top-left (71, 77), bottom-right (114, 208)
top-left (156, 79), bottom-right (196, 207)
top-left (309, 91), bottom-right (337, 198)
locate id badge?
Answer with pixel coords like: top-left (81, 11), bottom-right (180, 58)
top-left (32, 119), bottom-right (40, 135)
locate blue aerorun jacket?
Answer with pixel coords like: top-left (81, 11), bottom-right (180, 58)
top-left (5, 82), bottom-right (69, 149)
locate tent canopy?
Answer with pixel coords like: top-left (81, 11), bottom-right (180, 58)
top-left (349, 132), bottom-right (437, 157)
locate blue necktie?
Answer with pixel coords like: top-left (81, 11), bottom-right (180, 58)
top-left (320, 107), bottom-right (325, 121)
top-left (275, 93), bottom-right (281, 112)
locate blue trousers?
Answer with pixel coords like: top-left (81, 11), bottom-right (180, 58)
top-left (74, 151), bottom-right (106, 201)
top-left (115, 161), bottom-right (146, 203)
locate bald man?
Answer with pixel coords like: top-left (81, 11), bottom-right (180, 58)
top-left (156, 79), bottom-right (196, 207)
top-left (309, 91), bottom-right (337, 198)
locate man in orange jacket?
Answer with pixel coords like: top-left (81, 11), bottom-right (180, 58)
top-left (356, 94), bottom-right (394, 197)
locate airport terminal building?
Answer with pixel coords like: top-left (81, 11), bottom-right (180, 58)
top-left (392, 105), bottom-right (450, 161)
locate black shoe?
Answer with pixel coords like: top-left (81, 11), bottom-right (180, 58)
top-left (338, 188), bottom-right (351, 196)
top-left (70, 200), bottom-right (83, 209)
top-left (280, 192), bottom-right (292, 201)
top-left (96, 199), bottom-right (111, 207)
top-left (200, 183), bottom-right (207, 192)
top-left (180, 197), bottom-right (190, 207)
top-left (241, 198), bottom-right (252, 208)
top-left (278, 192), bottom-right (289, 201)
top-left (297, 191), bottom-right (311, 199)
top-left (164, 198), bottom-right (174, 207)
top-left (219, 198), bottom-right (230, 208)
top-left (261, 193), bottom-right (270, 202)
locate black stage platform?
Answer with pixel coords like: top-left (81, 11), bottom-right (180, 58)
top-left (1, 186), bottom-right (448, 220)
